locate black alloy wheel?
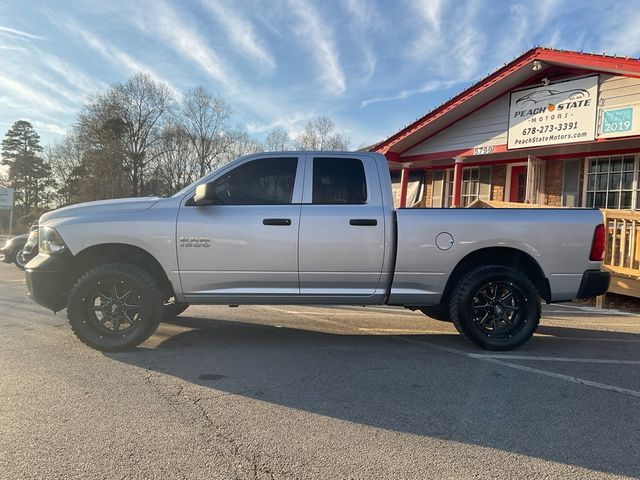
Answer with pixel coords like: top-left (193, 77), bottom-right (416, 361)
top-left (84, 279), bottom-right (143, 336)
top-left (470, 281), bottom-right (527, 337)
top-left (450, 265), bottom-right (541, 351)
top-left (67, 263), bottom-right (163, 351)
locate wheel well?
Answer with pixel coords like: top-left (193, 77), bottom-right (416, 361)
top-left (441, 247), bottom-right (551, 304)
top-left (67, 244), bottom-right (173, 297)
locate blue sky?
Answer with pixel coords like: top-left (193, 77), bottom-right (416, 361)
top-left (1, 0), bottom-right (640, 149)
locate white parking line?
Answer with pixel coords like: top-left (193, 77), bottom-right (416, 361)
top-left (542, 320), bottom-right (640, 327)
top-left (535, 335), bottom-right (640, 343)
top-left (470, 354), bottom-right (640, 365)
top-left (358, 327), bottom-right (447, 334)
top-left (394, 337), bottom-right (640, 399)
top-left (549, 303), bottom-right (638, 316)
top-left (261, 306), bottom-right (347, 327)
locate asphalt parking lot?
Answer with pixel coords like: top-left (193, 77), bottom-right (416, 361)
top-left (1, 262), bottom-right (639, 479)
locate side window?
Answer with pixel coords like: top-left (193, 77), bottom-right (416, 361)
top-left (312, 157), bottom-right (367, 204)
top-left (205, 157), bottom-right (297, 205)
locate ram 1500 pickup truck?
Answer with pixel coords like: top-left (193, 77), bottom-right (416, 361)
top-left (25, 152), bottom-right (610, 352)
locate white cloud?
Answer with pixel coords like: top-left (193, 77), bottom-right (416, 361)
top-left (0, 44), bottom-right (26, 52)
top-left (407, 0), bottom-right (485, 81)
top-left (58, 15), bottom-right (182, 100)
top-left (343, 0), bottom-right (380, 84)
top-left (361, 79), bottom-right (459, 107)
top-left (601, 8), bottom-right (640, 56)
top-left (38, 51), bottom-right (108, 97)
top-left (0, 75), bottom-right (68, 113)
top-left (0, 26), bottom-right (44, 41)
top-left (129, 1), bottom-right (230, 90)
top-left (287, 0), bottom-right (346, 95)
top-left (31, 120), bottom-right (68, 136)
top-left (201, 0), bottom-right (275, 71)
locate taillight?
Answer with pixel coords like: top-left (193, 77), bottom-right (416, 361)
top-left (589, 224), bottom-right (605, 261)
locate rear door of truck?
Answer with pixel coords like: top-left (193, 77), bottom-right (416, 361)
top-left (298, 154), bottom-right (386, 296)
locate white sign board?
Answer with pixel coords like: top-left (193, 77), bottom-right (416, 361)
top-left (0, 187), bottom-right (14, 210)
top-left (507, 76), bottom-right (599, 150)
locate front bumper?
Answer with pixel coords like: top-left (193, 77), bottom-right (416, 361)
top-left (25, 253), bottom-right (72, 312)
top-left (0, 248), bottom-right (13, 263)
top-left (576, 269), bottom-right (611, 299)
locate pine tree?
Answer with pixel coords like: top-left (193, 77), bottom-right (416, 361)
top-left (1, 120), bottom-right (52, 211)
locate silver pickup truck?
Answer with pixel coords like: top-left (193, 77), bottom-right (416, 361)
top-left (26, 151), bottom-right (609, 352)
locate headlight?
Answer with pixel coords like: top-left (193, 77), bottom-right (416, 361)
top-left (26, 229), bottom-right (38, 244)
top-left (39, 227), bottom-right (67, 255)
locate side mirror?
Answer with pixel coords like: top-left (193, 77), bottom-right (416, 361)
top-left (193, 183), bottom-right (217, 206)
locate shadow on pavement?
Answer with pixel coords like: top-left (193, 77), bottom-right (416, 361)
top-left (109, 315), bottom-right (640, 478)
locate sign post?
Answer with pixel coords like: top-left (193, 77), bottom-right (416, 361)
top-left (0, 187), bottom-right (15, 237)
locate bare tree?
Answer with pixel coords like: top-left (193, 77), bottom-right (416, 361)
top-left (180, 87), bottom-right (240, 177)
top-left (113, 73), bottom-right (176, 195)
top-left (264, 127), bottom-right (292, 151)
top-left (75, 97), bottom-right (130, 200)
top-left (150, 124), bottom-right (198, 196)
top-left (223, 130), bottom-right (264, 162)
top-left (294, 117), bottom-right (350, 151)
top-left (44, 133), bottom-right (84, 206)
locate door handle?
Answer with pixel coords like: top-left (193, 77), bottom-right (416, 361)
top-left (349, 219), bottom-right (377, 226)
top-left (263, 218), bottom-right (292, 226)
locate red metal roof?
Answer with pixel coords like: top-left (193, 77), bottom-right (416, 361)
top-left (373, 47), bottom-right (640, 157)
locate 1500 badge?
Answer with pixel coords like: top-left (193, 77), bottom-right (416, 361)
top-left (180, 236), bottom-right (211, 247)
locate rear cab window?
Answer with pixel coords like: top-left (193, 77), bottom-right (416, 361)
top-left (312, 157), bottom-right (367, 204)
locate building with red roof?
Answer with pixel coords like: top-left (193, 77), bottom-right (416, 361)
top-left (372, 47), bottom-right (640, 211)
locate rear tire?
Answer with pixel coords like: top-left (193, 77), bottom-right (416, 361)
top-left (67, 263), bottom-right (164, 351)
top-left (449, 265), bottom-right (540, 351)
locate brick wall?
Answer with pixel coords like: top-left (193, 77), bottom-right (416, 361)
top-left (491, 165), bottom-right (506, 201)
top-left (544, 160), bottom-right (564, 206)
top-left (423, 171), bottom-right (433, 207)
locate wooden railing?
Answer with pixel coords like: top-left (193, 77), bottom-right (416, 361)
top-left (602, 209), bottom-right (640, 279)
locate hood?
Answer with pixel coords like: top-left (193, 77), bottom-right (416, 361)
top-left (3, 233), bottom-right (28, 245)
top-left (39, 197), bottom-right (160, 225)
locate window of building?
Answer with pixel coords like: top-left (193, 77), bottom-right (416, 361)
top-left (584, 155), bottom-right (635, 209)
top-left (313, 157), bottom-right (367, 204)
top-left (461, 166), bottom-right (492, 207)
top-left (431, 170), bottom-right (444, 207)
top-left (430, 169), bottom-right (455, 207)
top-left (205, 157), bottom-right (297, 205)
top-left (562, 159), bottom-right (581, 207)
top-left (445, 169), bottom-right (454, 207)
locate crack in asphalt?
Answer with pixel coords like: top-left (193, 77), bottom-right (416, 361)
top-left (141, 371), bottom-right (284, 479)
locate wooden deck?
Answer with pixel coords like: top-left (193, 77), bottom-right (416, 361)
top-left (602, 209), bottom-right (640, 299)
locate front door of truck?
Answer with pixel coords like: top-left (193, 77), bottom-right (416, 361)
top-left (176, 155), bottom-right (304, 301)
top-left (298, 156), bottom-right (385, 296)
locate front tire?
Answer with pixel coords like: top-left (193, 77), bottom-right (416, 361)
top-left (450, 265), bottom-right (541, 351)
top-left (14, 248), bottom-right (26, 270)
top-left (67, 263), bottom-right (164, 351)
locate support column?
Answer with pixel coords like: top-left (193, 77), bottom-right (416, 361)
top-left (452, 157), bottom-right (464, 208)
top-left (399, 166), bottom-right (410, 208)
